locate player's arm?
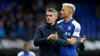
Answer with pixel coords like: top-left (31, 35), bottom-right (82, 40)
top-left (34, 27), bottom-right (47, 46)
top-left (67, 37), bottom-right (77, 45)
top-left (67, 24), bottom-right (81, 45)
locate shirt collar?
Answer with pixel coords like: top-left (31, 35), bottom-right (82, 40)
top-left (63, 18), bottom-right (74, 23)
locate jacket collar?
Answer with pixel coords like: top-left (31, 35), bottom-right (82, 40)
top-left (45, 22), bottom-right (58, 28)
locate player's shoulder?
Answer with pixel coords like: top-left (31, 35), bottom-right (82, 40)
top-left (29, 51), bottom-right (36, 56)
top-left (57, 19), bottom-right (64, 24)
top-left (71, 20), bottom-right (81, 28)
top-left (17, 51), bottom-right (24, 56)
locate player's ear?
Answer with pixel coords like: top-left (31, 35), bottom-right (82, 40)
top-left (69, 9), bottom-right (73, 15)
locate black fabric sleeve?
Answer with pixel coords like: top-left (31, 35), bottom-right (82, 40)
top-left (57, 27), bottom-right (68, 47)
top-left (79, 42), bottom-right (85, 51)
top-left (34, 27), bottom-right (47, 46)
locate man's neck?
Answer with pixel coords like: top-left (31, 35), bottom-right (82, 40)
top-left (51, 22), bottom-right (55, 26)
top-left (64, 16), bottom-right (72, 23)
top-left (24, 51), bottom-right (29, 53)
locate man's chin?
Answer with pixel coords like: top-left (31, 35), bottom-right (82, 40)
top-left (61, 16), bottom-right (66, 18)
top-left (47, 22), bottom-right (52, 25)
top-left (61, 17), bottom-right (64, 18)
top-left (47, 22), bottom-right (51, 24)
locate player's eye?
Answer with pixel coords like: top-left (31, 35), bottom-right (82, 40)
top-left (62, 9), bottom-right (65, 11)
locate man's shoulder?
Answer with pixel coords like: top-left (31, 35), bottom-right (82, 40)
top-left (29, 51), bottom-right (36, 56)
top-left (37, 24), bottom-right (46, 29)
top-left (17, 51), bottom-right (24, 56)
top-left (56, 25), bottom-right (64, 32)
top-left (71, 20), bottom-right (81, 28)
top-left (57, 19), bottom-right (64, 24)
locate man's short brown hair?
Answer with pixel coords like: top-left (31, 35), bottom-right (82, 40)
top-left (46, 8), bottom-right (58, 16)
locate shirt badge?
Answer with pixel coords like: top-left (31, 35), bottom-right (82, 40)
top-left (68, 26), bottom-right (71, 30)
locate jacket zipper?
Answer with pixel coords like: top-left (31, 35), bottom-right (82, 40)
top-left (51, 26), bottom-right (53, 56)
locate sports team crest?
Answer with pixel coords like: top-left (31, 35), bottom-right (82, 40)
top-left (68, 26), bottom-right (71, 30)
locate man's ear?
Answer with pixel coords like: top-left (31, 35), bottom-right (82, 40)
top-left (69, 9), bottom-right (73, 15)
top-left (55, 16), bottom-right (58, 20)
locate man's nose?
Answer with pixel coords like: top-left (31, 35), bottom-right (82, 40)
top-left (48, 18), bottom-right (50, 20)
top-left (47, 17), bottom-right (50, 19)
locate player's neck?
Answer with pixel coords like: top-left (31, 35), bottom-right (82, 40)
top-left (24, 51), bottom-right (29, 53)
top-left (65, 16), bottom-right (72, 22)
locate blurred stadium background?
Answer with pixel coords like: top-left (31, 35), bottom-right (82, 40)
top-left (0, 0), bottom-right (100, 56)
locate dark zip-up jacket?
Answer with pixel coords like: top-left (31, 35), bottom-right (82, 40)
top-left (34, 23), bottom-right (68, 56)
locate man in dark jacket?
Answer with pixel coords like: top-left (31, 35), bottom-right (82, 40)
top-left (34, 8), bottom-right (68, 56)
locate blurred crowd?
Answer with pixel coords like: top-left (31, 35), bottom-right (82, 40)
top-left (0, 0), bottom-right (99, 39)
top-left (0, 0), bottom-right (61, 39)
